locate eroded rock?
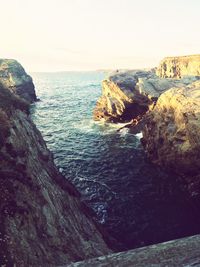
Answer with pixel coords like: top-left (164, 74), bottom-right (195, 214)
top-left (93, 70), bottom-right (198, 123)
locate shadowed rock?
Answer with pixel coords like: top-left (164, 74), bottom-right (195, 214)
top-left (66, 235), bottom-right (200, 267)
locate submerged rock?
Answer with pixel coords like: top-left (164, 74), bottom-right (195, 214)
top-left (0, 75), bottom-right (110, 266)
top-left (93, 69), bottom-right (198, 123)
top-left (142, 81), bottom-right (200, 196)
top-left (0, 59), bottom-right (37, 103)
top-left (156, 54), bottom-right (200, 78)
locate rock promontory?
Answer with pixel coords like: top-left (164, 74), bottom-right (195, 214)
top-left (93, 69), bottom-right (198, 123)
top-left (0, 65), bottom-right (110, 266)
top-left (156, 54), bottom-right (200, 78)
top-left (0, 59), bottom-right (36, 103)
top-left (93, 54), bottom-right (200, 197)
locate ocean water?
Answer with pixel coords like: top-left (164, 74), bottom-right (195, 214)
top-left (31, 72), bottom-right (200, 250)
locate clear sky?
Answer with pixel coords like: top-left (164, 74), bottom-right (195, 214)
top-left (0, 0), bottom-right (199, 72)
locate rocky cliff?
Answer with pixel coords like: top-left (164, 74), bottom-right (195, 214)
top-left (0, 59), bottom-right (36, 103)
top-left (0, 68), bottom-right (110, 266)
top-left (142, 80), bottom-right (200, 197)
top-left (93, 55), bottom-right (200, 196)
top-left (156, 55), bottom-right (200, 78)
top-left (91, 54), bottom-right (200, 266)
top-left (2, 55), bottom-right (200, 266)
top-left (93, 69), bottom-right (198, 123)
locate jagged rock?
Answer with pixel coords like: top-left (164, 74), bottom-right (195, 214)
top-left (0, 59), bottom-right (37, 103)
top-left (0, 82), bottom-right (110, 266)
top-left (142, 81), bottom-right (200, 196)
top-left (156, 54), bottom-right (200, 78)
top-left (93, 70), bottom-right (199, 123)
top-left (66, 234), bottom-right (200, 267)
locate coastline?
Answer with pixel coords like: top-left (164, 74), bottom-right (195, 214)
top-left (1, 55), bottom-right (200, 266)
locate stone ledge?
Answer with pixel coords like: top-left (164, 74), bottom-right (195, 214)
top-left (65, 235), bottom-right (200, 267)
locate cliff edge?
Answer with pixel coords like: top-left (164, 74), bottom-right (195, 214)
top-left (156, 54), bottom-right (200, 78)
top-left (0, 62), bottom-right (110, 266)
top-left (67, 234), bottom-right (200, 267)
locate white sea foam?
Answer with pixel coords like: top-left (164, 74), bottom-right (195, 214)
top-left (135, 132), bottom-right (143, 139)
top-left (119, 127), bottom-right (129, 136)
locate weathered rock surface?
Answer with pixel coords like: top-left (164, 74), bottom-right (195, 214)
top-left (66, 234), bottom-right (200, 267)
top-left (0, 59), bottom-right (36, 103)
top-left (156, 54), bottom-right (200, 78)
top-left (142, 81), bottom-right (200, 196)
top-left (93, 70), bottom-right (198, 123)
top-left (0, 84), bottom-right (110, 266)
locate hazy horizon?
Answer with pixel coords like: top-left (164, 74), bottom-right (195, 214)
top-left (1, 0), bottom-right (199, 72)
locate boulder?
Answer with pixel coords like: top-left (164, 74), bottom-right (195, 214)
top-left (156, 54), bottom-right (200, 78)
top-left (0, 59), bottom-right (36, 103)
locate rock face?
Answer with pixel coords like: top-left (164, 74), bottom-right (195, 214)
top-left (93, 70), bottom-right (198, 123)
top-left (0, 59), bottom-right (36, 103)
top-left (94, 70), bottom-right (155, 122)
top-left (0, 85), bottom-right (110, 265)
top-left (142, 81), bottom-right (200, 196)
top-left (67, 234), bottom-right (200, 267)
top-left (156, 55), bottom-right (200, 78)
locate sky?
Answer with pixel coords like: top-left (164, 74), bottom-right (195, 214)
top-left (0, 0), bottom-right (199, 72)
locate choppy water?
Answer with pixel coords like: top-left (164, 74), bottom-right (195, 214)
top-left (31, 72), bottom-right (200, 250)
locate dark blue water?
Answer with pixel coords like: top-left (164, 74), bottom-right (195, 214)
top-left (31, 72), bottom-right (200, 250)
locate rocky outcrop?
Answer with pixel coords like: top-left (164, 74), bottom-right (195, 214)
top-left (142, 81), bottom-right (200, 196)
top-left (0, 85), bottom-right (110, 265)
top-left (156, 54), bottom-right (200, 78)
top-left (67, 234), bottom-right (200, 267)
top-left (0, 59), bottom-right (36, 103)
top-left (93, 70), bottom-right (198, 123)
top-left (94, 70), bottom-right (152, 122)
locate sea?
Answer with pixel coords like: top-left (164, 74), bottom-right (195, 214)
top-left (30, 71), bottom-right (200, 250)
